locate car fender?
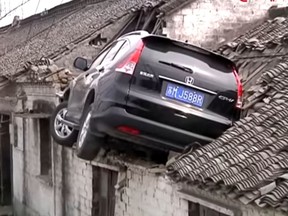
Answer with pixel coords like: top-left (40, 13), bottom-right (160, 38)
top-left (82, 73), bottom-right (102, 111)
top-left (56, 85), bottom-right (71, 99)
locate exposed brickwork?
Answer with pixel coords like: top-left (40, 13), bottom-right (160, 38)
top-left (115, 169), bottom-right (188, 216)
top-left (58, 148), bottom-right (93, 216)
top-left (163, 0), bottom-right (275, 49)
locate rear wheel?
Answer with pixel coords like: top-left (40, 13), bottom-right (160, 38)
top-left (76, 105), bottom-right (104, 160)
top-left (50, 101), bottom-right (78, 147)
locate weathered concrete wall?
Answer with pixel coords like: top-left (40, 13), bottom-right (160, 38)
top-left (163, 0), bottom-right (275, 49)
top-left (11, 83), bottom-right (185, 216)
top-left (13, 142), bottom-right (93, 216)
top-left (115, 169), bottom-right (188, 216)
top-left (114, 166), bottom-right (286, 216)
top-left (12, 84), bottom-right (93, 216)
top-left (57, 147), bottom-right (93, 216)
top-left (12, 115), bottom-right (186, 216)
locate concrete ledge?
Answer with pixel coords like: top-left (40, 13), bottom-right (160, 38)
top-left (0, 206), bottom-right (12, 216)
top-left (13, 198), bottom-right (40, 216)
top-left (177, 189), bottom-right (242, 216)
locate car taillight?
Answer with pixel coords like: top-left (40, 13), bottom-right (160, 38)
top-left (115, 41), bottom-right (144, 75)
top-left (233, 67), bottom-right (243, 109)
top-left (117, 126), bottom-right (140, 135)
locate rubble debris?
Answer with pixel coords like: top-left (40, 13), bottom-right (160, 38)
top-left (20, 57), bottom-right (75, 90)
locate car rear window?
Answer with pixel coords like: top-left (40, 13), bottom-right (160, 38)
top-left (142, 39), bottom-right (233, 73)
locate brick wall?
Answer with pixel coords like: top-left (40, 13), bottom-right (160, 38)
top-left (54, 147), bottom-right (93, 216)
top-left (113, 165), bottom-right (288, 216)
top-left (163, 0), bottom-right (275, 49)
top-left (115, 169), bottom-right (187, 216)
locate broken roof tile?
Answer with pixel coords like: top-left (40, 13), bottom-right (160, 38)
top-left (260, 181), bottom-right (288, 207)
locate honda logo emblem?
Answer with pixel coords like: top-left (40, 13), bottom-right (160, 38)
top-left (185, 76), bottom-right (194, 86)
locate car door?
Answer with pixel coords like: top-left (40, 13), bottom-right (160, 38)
top-left (66, 40), bottom-right (126, 123)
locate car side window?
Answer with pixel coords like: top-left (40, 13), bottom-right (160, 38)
top-left (90, 47), bottom-right (111, 68)
top-left (113, 41), bottom-right (130, 62)
top-left (90, 40), bottom-right (129, 69)
top-left (101, 40), bottom-right (126, 66)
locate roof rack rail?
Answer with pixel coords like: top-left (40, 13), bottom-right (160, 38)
top-left (119, 30), bottom-right (150, 38)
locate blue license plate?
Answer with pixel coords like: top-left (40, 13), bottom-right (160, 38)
top-left (165, 82), bottom-right (205, 107)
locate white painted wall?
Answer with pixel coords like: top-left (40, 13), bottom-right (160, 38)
top-left (163, 0), bottom-right (276, 49)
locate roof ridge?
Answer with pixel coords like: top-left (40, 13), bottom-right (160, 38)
top-left (0, 0), bottom-right (109, 32)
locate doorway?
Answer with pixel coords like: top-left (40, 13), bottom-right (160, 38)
top-left (0, 114), bottom-right (11, 206)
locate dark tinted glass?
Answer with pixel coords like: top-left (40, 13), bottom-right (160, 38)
top-left (143, 40), bottom-right (232, 73)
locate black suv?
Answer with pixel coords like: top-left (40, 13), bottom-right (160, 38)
top-left (50, 31), bottom-right (242, 160)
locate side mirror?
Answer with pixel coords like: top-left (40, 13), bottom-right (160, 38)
top-left (73, 57), bottom-right (88, 71)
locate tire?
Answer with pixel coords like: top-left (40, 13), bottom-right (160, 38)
top-left (76, 105), bottom-right (104, 160)
top-left (50, 101), bottom-right (78, 147)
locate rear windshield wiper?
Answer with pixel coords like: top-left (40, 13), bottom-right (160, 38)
top-left (159, 60), bottom-right (193, 73)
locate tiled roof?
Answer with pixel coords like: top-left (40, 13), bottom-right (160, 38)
top-left (0, 0), bottom-right (185, 77)
top-left (217, 17), bottom-right (288, 59)
top-left (167, 16), bottom-right (288, 212)
top-left (167, 59), bottom-right (288, 211)
top-left (216, 16), bottom-right (288, 92)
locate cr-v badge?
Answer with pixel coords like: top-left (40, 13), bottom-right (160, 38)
top-left (218, 95), bottom-right (235, 103)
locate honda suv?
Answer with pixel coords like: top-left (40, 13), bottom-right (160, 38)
top-left (50, 31), bottom-right (242, 160)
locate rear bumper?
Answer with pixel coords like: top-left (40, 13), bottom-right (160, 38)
top-left (89, 107), bottom-right (215, 152)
